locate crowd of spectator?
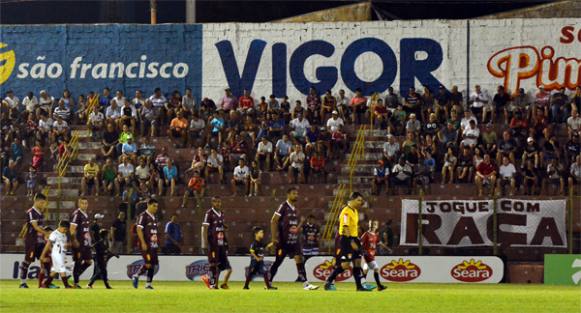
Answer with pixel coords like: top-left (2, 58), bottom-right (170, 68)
top-left (2, 83), bottom-right (581, 201)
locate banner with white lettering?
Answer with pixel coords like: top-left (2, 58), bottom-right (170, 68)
top-left (400, 199), bottom-right (567, 248)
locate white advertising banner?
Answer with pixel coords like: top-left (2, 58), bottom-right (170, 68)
top-left (2, 254), bottom-right (503, 284)
top-left (400, 199), bottom-right (567, 248)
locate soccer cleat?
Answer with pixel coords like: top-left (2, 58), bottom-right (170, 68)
top-left (19, 283), bottom-right (29, 289)
top-left (265, 286), bottom-right (278, 290)
top-left (74, 284), bottom-right (82, 289)
top-left (145, 286), bottom-right (154, 289)
top-left (220, 283), bottom-right (229, 290)
top-left (243, 286), bottom-right (249, 290)
top-left (363, 282), bottom-right (377, 290)
top-left (86, 285), bottom-right (93, 289)
top-left (357, 285), bottom-right (374, 292)
top-left (64, 285), bottom-right (73, 289)
top-left (303, 283), bottom-right (319, 290)
top-left (200, 275), bottom-right (211, 289)
top-left (377, 285), bottom-right (387, 291)
top-left (295, 276), bottom-right (307, 283)
top-left (324, 283), bottom-right (337, 291)
top-left (48, 284), bottom-right (60, 289)
top-left (132, 275), bottom-right (139, 289)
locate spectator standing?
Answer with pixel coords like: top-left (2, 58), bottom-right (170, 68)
top-left (163, 215), bottom-right (182, 255)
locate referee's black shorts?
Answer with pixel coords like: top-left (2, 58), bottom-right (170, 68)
top-left (337, 236), bottom-right (362, 262)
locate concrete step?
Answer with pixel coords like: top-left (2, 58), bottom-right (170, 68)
top-left (77, 153), bottom-right (97, 161)
top-left (71, 129), bottom-right (91, 138)
top-left (77, 141), bottom-right (102, 150)
top-left (47, 201), bottom-right (76, 210)
top-left (45, 212), bottom-right (73, 221)
top-left (345, 152), bottom-right (383, 160)
top-left (338, 177), bottom-right (373, 185)
top-left (47, 176), bottom-right (82, 185)
top-left (364, 142), bottom-right (386, 149)
top-left (47, 188), bottom-right (79, 198)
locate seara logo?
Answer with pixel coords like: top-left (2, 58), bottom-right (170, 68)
top-left (186, 260), bottom-right (210, 280)
top-left (451, 259), bottom-right (493, 282)
top-left (126, 259), bottom-right (159, 279)
top-left (313, 259), bottom-right (352, 282)
top-left (380, 258), bottom-right (421, 282)
top-left (0, 42), bottom-right (16, 85)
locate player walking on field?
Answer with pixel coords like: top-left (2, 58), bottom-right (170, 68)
top-left (325, 192), bottom-right (373, 291)
top-left (70, 197), bottom-right (93, 288)
top-left (269, 187), bottom-right (318, 290)
top-left (361, 220), bottom-right (387, 291)
top-left (132, 198), bottom-right (160, 289)
top-left (19, 192), bottom-right (50, 288)
top-left (40, 220), bottom-right (73, 288)
top-left (201, 196), bottom-right (232, 289)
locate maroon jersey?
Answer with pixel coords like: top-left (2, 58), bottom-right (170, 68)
top-left (203, 208), bottom-right (226, 248)
top-left (70, 209), bottom-right (92, 247)
top-left (360, 231), bottom-right (378, 260)
top-left (25, 207), bottom-right (44, 245)
top-left (137, 211), bottom-right (159, 249)
top-left (274, 201), bottom-right (300, 245)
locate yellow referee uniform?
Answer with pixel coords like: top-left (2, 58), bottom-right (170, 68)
top-left (337, 205), bottom-right (361, 261)
top-left (339, 205), bottom-right (358, 238)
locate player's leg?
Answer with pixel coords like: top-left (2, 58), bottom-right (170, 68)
top-left (145, 251), bottom-right (158, 289)
top-left (352, 257), bottom-right (365, 290)
top-left (52, 254), bottom-right (72, 288)
top-left (243, 261), bottom-right (258, 289)
top-left (219, 251), bottom-right (232, 289)
top-left (19, 245), bottom-right (36, 287)
top-left (268, 246), bottom-right (287, 283)
top-left (293, 254), bottom-right (307, 282)
top-left (370, 262), bottom-right (387, 291)
top-left (132, 250), bottom-right (151, 288)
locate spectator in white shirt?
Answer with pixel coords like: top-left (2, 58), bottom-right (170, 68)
top-left (22, 92), bottom-right (38, 113)
top-left (149, 87), bottom-right (168, 123)
top-left (287, 144), bottom-right (305, 184)
top-left (382, 134), bottom-right (400, 165)
top-left (52, 116), bottom-right (69, 141)
top-left (105, 100), bottom-right (121, 121)
top-left (116, 155), bottom-right (134, 196)
top-left (567, 109), bottom-right (581, 138)
top-left (205, 148), bottom-right (224, 183)
top-left (390, 157), bottom-right (413, 194)
top-left (38, 90), bottom-right (55, 115)
top-left (498, 156), bottom-right (517, 196)
top-left (255, 137), bottom-right (273, 171)
top-left (53, 100), bottom-right (71, 122)
top-left (469, 85), bottom-right (490, 121)
top-left (460, 110), bottom-right (478, 131)
top-left (405, 113), bottom-right (421, 134)
top-left (182, 87), bottom-right (196, 113)
top-left (335, 89), bottom-right (350, 120)
top-left (132, 90), bottom-right (146, 109)
top-left (568, 155), bottom-right (581, 191)
top-left (88, 105), bottom-right (105, 139)
top-left (3, 90), bottom-right (20, 116)
top-left (290, 113), bottom-right (310, 141)
top-left (231, 158), bottom-right (250, 196)
top-left (326, 110), bottom-right (344, 133)
top-left (461, 120), bottom-right (480, 148)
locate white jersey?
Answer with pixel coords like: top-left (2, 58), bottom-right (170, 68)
top-left (49, 230), bottom-right (68, 257)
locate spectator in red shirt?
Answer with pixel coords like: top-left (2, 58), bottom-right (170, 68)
top-left (373, 98), bottom-right (388, 129)
top-left (168, 110), bottom-right (188, 148)
top-left (238, 89), bottom-right (255, 114)
top-left (309, 151), bottom-right (327, 183)
top-left (182, 171), bottom-right (205, 209)
top-left (475, 153), bottom-right (497, 197)
top-left (350, 88), bottom-right (367, 124)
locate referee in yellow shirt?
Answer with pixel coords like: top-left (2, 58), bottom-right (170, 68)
top-left (324, 192), bottom-right (373, 291)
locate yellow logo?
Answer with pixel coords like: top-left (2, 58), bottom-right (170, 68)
top-left (0, 42), bottom-right (16, 85)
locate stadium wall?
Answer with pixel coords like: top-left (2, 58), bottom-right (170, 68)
top-left (0, 19), bottom-right (579, 101)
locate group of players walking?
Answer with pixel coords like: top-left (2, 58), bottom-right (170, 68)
top-left (18, 188), bottom-right (387, 291)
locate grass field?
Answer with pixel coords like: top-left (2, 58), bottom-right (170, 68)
top-left (0, 280), bottom-right (579, 313)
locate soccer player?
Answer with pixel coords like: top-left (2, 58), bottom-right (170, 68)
top-left (243, 227), bottom-right (276, 290)
top-left (70, 197), bottom-right (93, 288)
top-left (19, 192), bottom-right (50, 288)
top-left (361, 220), bottom-right (387, 291)
top-left (324, 192), bottom-right (373, 291)
top-left (201, 196), bottom-right (232, 289)
top-left (132, 198), bottom-right (160, 289)
top-left (40, 220), bottom-right (72, 289)
top-left (269, 187), bottom-right (318, 290)
top-left (38, 226), bottom-right (55, 288)
top-left (302, 214), bottom-right (320, 261)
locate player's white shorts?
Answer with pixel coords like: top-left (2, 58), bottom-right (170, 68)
top-left (51, 253), bottom-right (69, 274)
top-left (363, 260), bottom-right (379, 272)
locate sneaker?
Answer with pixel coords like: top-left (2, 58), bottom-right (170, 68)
top-left (324, 283), bottom-right (337, 291)
top-left (363, 282), bottom-right (377, 290)
top-left (48, 284), bottom-right (60, 289)
top-left (200, 275), bottom-right (211, 289)
top-left (357, 285), bottom-right (374, 292)
top-left (303, 283), bottom-right (319, 290)
top-left (295, 276), bottom-right (307, 283)
top-left (377, 285), bottom-right (387, 291)
top-left (145, 286), bottom-right (154, 289)
top-left (220, 283), bottom-right (229, 290)
top-left (19, 283), bottom-right (29, 289)
top-left (132, 275), bottom-right (139, 289)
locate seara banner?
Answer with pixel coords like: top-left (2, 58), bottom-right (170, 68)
top-left (400, 199), bottom-right (567, 248)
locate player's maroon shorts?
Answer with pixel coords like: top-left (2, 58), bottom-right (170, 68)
top-left (24, 241), bottom-right (45, 263)
top-left (276, 242), bottom-right (302, 259)
top-left (364, 253), bottom-right (375, 263)
top-left (208, 246), bottom-right (231, 270)
top-left (141, 248), bottom-right (159, 266)
top-left (72, 245), bottom-right (92, 261)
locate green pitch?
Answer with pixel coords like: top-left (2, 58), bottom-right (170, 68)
top-left (0, 280), bottom-right (579, 313)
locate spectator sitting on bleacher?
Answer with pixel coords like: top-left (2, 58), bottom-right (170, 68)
top-left (460, 110), bottom-right (477, 132)
top-left (101, 123), bottom-right (118, 159)
top-left (350, 88), bottom-right (367, 125)
top-left (309, 150), bottom-right (327, 183)
top-left (105, 97), bottom-right (121, 122)
top-left (287, 144), bottom-right (305, 184)
top-left (135, 157), bottom-right (153, 191)
top-left (23, 91), bottom-right (38, 115)
top-left (52, 115), bottom-right (69, 143)
top-left (117, 124), bottom-right (134, 156)
top-left (2, 160), bottom-right (19, 195)
top-left (405, 113), bottom-right (421, 135)
top-left (116, 155), bottom-right (134, 197)
top-left (372, 160), bottom-right (388, 195)
top-left (390, 157), bottom-right (412, 195)
top-left (274, 134), bottom-right (292, 171)
top-left (209, 110), bottom-right (225, 145)
top-left (373, 98), bottom-right (389, 130)
top-left (321, 90), bottom-right (336, 122)
top-left (182, 171), bottom-right (205, 208)
top-left (88, 105), bottom-right (105, 140)
top-left (461, 120), bottom-right (480, 148)
top-left (456, 146), bottom-right (473, 183)
top-left (498, 156), bottom-right (517, 196)
top-left (160, 158), bottom-right (178, 197)
top-left (475, 153), bottom-right (497, 197)
top-left (132, 90), bottom-right (145, 109)
top-left (38, 113), bottom-right (53, 145)
top-left (38, 90), bottom-right (54, 116)
top-left (568, 155), bottom-right (581, 192)
top-left (219, 88), bottom-right (237, 112)
top-left (139, 100), bottom-right (158, 137)
top-left (187, 147), bottom-right (206, 174)
top-left (31, 140), bottom-right (43, 170)
top-left (2, 90), bottom-right (20, 118)
top-left (567, 109), bottom-right (581, 138)
top-left (121, 137), bottom-right (138, 163)
top-left (238, 89), bottom-right (255, 114)
top-left (149, 87), bottom-right (168, 123)
top-left (169, 110), bottom-right (188, 148)
top-left (255, 137), bottom-right (272, 171)
top-left (249, 160), bottom-right (261, 197)
top-left (441, 146), bottom-right (457, 184)
top-left (545, 158), bottom-right (564, 195)
top-left (522, 159), bottom-right (538, 195)
top-left (119, 94), bottom-right (137, 133)
top-left (231, 158), bottom-right (250, 196)
top-left (205, 148), bottom-right (224, 184)
top-left (188, 112), bottom-right (206, 148)
top-left (101, 158), bottom-right (116, 196)
top-left (81, 157), bottom-right (100, 196)
top-left (497, 130), bottom-right (517, 165)
top-left (306, 87), bottom-right (321, 125)
top-left (565, 133), bottom-right (580, 164)
top-left (290, 112), bottom-right (310, 143)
